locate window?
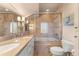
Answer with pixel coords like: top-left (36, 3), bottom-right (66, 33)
top-left (41, 23), bottom-right (48, 33)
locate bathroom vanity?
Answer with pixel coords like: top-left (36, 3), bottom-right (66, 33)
top-left (18, 36), bottom-right (34, 56)
top-left (0, 35), bottom-right (34, 56)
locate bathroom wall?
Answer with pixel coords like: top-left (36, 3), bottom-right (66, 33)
top-left (35, 14), bottom-right (54, 37)
top-left (35, 13), bottom-right (61, 39)
top-left (57, 3), bottom-right (79, 56)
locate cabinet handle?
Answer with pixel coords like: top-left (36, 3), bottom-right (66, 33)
top-left (74, 27), bottom-right (78, 29)
top-left (74, 36), bottom-right (78, 38)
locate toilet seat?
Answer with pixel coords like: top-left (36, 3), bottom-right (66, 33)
top-left (50, 47), bottom-right (64, 52)
top-left (50, 47), bottom-right (64, 56)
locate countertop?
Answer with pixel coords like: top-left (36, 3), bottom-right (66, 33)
top-left (0, 35), bottom-right (33, 56)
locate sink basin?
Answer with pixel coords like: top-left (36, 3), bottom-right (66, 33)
top-left (0, 43), bottom-right (20, 54)
top-left (23, 36), bottom-right (32, 38)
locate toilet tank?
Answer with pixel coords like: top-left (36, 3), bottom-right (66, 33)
top-left (62, 40), bottom-right (74, 52)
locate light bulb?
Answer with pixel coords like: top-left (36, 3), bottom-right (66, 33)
top-left (26, 20), bottom-right (29, 23)
top-left (17, 16), bottom-right (21, 21)
top-left (22, 17), bottom-right (25, 21)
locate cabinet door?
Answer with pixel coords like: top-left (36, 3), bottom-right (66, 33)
top-left (27, 38), bottom-right (34, 56)
top-left (18, 45), bottom-right (29, 56)
top-left (18, 38), bottom-right (34, 56)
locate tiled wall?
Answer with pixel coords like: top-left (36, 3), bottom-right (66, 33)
top-left (35, 13), bottom-right (62, 40)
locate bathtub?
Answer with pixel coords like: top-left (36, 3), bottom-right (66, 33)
top-left (35, 36), bottom-right (61, 41)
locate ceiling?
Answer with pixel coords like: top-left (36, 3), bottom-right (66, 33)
top-left (0, 3), bottom-right (39, 17)
top-left (39, 3), bottom-right (61, 12)
top-left (0, 3), bottom-right (61, 17)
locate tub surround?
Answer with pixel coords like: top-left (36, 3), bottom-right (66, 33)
top-left (34, 38), bottom-right (61, 56)
top-left (0, 35), bottom-right (33, 56)
top-left (35, 13), bottom-right (62, 39)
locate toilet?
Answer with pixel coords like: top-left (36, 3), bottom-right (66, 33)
top-left (50, 40), bottom-right (73, 56)
top-left (50, 47), bottom-right (64, 56)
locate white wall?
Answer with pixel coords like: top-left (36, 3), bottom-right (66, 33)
top-left (62, 4), bottom-right (75, 43)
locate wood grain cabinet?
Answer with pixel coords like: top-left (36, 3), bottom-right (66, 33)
top-left (18, 38), bottom-right (34, 56)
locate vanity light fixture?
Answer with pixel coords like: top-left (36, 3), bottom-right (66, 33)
top-left (17, 16), bottom-right (21, 21)
top-left (22, 17), bottom-right (25, 21)
top-left (26, 20), bottom-right (29, 24)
